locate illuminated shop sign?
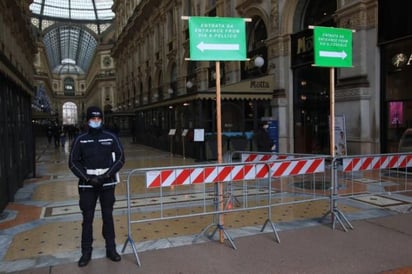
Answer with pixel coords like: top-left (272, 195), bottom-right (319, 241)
top-left (296, 35), bottom-right (313, 55)
top-left (291, 29), bottom-right (314, 68)
top-left (391, 53), bottom-right (412, 68)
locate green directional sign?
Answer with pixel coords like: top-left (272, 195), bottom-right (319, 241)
top-left (314, 26), bottom-right (353, 67)
top-left (188, 16), bottom-right (247, 61)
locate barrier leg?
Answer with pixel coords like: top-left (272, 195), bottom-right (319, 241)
top-left (122, 236), bottom-right (141, 266)
top-left (322, 161), bottom-right (353, 231)
top-left (329, 195), bottom-right (353, 231)
top-left (193, 219), bottom-right (237, 249)
top-left (261, 218), bottom-right (280, 243)
top-left (193, 183), bottom-right (237, 249)
top-left (208, 223), bottom-right (237, 249)
top-left (123, 171), bottom-right (141, 267)
top-left (260, 171), bottom-right (280, 243)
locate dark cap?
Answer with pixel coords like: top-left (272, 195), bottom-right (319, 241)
top-left (86, 106), bottom-right (103, 120)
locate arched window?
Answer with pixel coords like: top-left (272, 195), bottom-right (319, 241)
top-left (64, 77), bottom-right (75, 96)
top-left (241, 16), bottom-right (268, 79)
top-left (302, 0), bottom-right (336, 27)
top-left (62, 102), bottom-right (78, 125)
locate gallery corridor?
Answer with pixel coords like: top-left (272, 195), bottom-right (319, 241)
top-left (2, 136), bottom-right (412, 273)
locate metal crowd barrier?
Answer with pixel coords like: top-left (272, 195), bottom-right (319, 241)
top-left (227, 150), bottom-right (320, 163)
top-left (122, 153), bottom-right (330, 267)
top-left (330, 153), bottom-right (412, 231)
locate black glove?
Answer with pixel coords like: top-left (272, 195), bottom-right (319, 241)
top-left (88, 174), bottom-right (110, 187)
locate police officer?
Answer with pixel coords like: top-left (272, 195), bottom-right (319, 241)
top-left (69, 106), bottom-right (125, 267)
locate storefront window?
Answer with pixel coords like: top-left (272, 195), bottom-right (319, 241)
top-left (382, 39), bottom-right (412, 152)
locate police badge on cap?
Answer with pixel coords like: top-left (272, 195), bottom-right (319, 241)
top-left (86, 106), bottom-right (103, 120)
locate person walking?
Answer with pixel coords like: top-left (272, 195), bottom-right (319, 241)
top-left (60, 126), bottom-right (66, 148)
top-left (254, 121), bottom-right (274, 152)
top-left (68, 106), bottom-right (125, 267)
top-left (46, 125), bottom-right (53, 144)
top-left (53, 123), bottom-right (61, 148)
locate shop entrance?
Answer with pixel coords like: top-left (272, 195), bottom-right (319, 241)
top-left (289, 0), bottom-right (336, 154)
top-left (382, 39), bottom-right (412, 153)
top-left (293, 66), bottom-right (330, 154)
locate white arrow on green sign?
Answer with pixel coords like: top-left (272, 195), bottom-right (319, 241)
top-left (319, 50), bottom-right (347, 59)
top-left (188, 16), bottom-right (247, 61)
top-left (197, 41), bottom-right (240, 52)
top-left (314, 26), bottom-right (353, 67)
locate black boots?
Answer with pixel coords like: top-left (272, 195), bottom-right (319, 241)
top-left (78, 250), bottom-right (120, 267)
top-left (78, 252), bottom-right (91, 267)
top-left (106, 249), bottom-right (121, 262)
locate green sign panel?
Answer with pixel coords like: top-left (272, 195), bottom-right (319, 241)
top-left (188, 16), bottom-right (247, 61)
top-left (314, 26), bottom-right (353, 67)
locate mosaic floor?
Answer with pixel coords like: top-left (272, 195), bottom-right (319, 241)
top-left (1, 136), bottom-right (412, 273)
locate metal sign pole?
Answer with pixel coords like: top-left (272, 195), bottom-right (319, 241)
top-left (215, 61), bottom-right (225, 243)
top-left (330, 67), bottom-right (335, 157)
top-left (216, 61), bottom-right (222, 164)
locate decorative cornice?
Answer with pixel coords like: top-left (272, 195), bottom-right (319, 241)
top-left (337, 75), bottom-right (370, 89)
top-left (335, 0), bottom-right (377, 30)
top-left (335, 87), bottom-right (371, 101)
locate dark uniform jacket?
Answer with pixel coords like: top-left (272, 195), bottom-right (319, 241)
top-left (69, 127), bottom-right (125, 188)
top-left (254, 128), bottom-right (273, 152)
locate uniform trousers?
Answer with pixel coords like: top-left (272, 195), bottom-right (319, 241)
top-left (78, 186), bottom-right (116, 254)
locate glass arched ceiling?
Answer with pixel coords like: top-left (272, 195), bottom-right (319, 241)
top-left (29, 0), bottom-right (115, 75)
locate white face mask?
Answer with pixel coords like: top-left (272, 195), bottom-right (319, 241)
top-left (263, 124), bottom-right (269, 129)
top-left (88, 120), bottom-right (102, 128)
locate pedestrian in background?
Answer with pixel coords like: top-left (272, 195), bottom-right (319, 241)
top-left (46, 125), bottom-right (53, 144)
top-left (254, 121), bottom-right (274, 152)
top-left (53, 123), bottom-right (61, 148)
top-left (68, 106), bottom-right (125, 267)
top-left (60, 126), bottom-right (66, 148)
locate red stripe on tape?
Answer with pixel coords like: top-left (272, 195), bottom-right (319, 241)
top-left (307, 158), bottom-right (323, 173)
top-left (192, 167), bottom-right (215, 184)
top-left (273, 162), bottom-right (290, 177)
top-left (245, 154), bottom-right (257, 162)
top-left (346, 158), bottom-right (360, 172)
top-left (149, 169), bottom-right (173, 188)
top-left (256, 165), bottom-right (269, 178)
top-left (360, 157), bottom-right (372, 170)
top-left (373, 156), bottom-right (385, 169)
top-left (388, 155), bottom-right (399, 168)
top-left (232, 164), bottom-right (253, 181)
top-left (290, 160), bottom-right (306, 175)
top-left (214, 166), bottom-right (233, 182)
top-left (261, 154), bottom-right (271, 161)
top-left (173, 169), bottom-right (193, 185)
